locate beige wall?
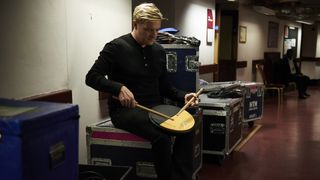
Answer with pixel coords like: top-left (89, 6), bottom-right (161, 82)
top-left (175, 0), bottom-right (215, 65)
top-left (66, 0), bottom-right (132, 164)
top-left (0, 0), bottom-right (68, 98)
top-left (317, 24), bottom-right (320, 57)
top-left (237, 4), bottom-right (302, 82)
top-left (0, 0), bottom-right (132, 164)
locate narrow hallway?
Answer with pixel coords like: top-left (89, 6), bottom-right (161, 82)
top-left (199, 85), bottom-right (320, 180)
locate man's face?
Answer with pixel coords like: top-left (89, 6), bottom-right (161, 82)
top-left (135, 20), bottom-right (161, 46)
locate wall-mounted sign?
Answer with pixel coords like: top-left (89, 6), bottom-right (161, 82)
top-left (207, 8), bottom-right (214, 44)
top-left (239, 26), bottom-right (247, 43)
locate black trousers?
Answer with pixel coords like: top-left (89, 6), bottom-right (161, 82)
top-left (110, 107), bottom-right (194, 180)
top-left (290, 74), bottom-right (310, 96)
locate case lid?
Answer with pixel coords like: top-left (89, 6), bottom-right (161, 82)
top-left (199, 94), bottom-right (242, 107)
top-left (240, 81), bottom-right (263, 87)
top-left (0, 98), bottom-right (79, 136)
top-left (161, 44), bottom-right (198, 50)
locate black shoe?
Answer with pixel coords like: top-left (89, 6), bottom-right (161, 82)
top-left (304, 93), bottom-right (310, 97)
top-left (299, 95), bottom-right (307, 99)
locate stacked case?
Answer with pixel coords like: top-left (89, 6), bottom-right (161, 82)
top-left (240, 82), bottom-right (264, 124)
top-left (199, 95), bottom-right (243, 160)
top-left (201, 81), bottom-right (264, 125)
top-left (162, 44), bottom-right (200, 93)
top-left (79, 164), bottom-right (131, 180)
top-left (86, 120), bottom-right (155, 180)
top-left (86, 110), bottom-right (203, 180)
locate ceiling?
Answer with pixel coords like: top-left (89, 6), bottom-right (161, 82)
top-left (250, 0), bottom-right (320, 24)
top-left (216, 0), bottom-right (320, 24)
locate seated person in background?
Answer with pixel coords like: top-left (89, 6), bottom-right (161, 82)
top-left (283, 49), bottom-right (310, 99)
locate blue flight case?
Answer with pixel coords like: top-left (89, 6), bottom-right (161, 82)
top-left (0, 98), bottom-right (79, 180)
top-left (200, 81), bottom-right (264, 126)
top-left (162, 44), bottom-right (200, 93)
top-left (240, 82), bottom-right (264, 123)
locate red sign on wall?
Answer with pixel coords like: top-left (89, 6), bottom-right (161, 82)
top-left (207, 8), bottom-right (214, 44)
top-left (207, 8), bottom-right (214, 29)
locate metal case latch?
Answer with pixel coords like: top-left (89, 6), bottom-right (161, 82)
top-left (185, 55), bottom-right (200, 72)
top-left (166, 52), bottom-right (177, 72)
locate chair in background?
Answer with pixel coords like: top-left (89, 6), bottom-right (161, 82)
top-left (256, 64), bottom-right (285, 105)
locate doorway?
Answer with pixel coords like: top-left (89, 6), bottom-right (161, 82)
top-left (283, 25), bottom-right (298, 58)
top-left (217, 10), bottom-right (239, 81)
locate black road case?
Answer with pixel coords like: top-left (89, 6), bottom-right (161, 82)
top-left (86, 111), bottom-right (203, 180)
top-left (201, 81), bottom-right (264, 126)
top-left (199, 94), bottom-right (242, 160)
top-left (79, 164), bottom-right (131, 180)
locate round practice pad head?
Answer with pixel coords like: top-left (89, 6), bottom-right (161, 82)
top-left (149, 105), bottom-right (195, 133)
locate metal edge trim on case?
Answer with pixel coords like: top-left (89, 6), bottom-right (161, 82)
top-left (161, 44), bottom-right (199, 50)
top-left (90, 139), bottom-right (152, 149)
top-left (226, 137), bottom-right (242, 155)
top-left (203, 109), bottom-right (227, 116)
top-left (202, 150), bottom-right (225, 155)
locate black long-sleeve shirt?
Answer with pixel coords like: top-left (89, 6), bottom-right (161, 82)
top-left (86, 33), bottom-right (186, 110)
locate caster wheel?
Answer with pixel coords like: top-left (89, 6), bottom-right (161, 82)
top-left (217, 155), bottom-right (225, 165)
top-left (248, 121), bottom-right (254, 127)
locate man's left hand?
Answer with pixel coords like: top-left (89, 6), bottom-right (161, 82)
top-left (184, 93), bottom-right (199, 107)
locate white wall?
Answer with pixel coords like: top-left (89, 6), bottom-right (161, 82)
top-left (66, 0), bottom-right (132, 164)
top-left (316, 24), bottom-right (320, 57)
top-left (301, 24), bottom-right (320, 79)
top-left (0, 0), bottom-right (68, 98)
top-left (0, 0), bottom-right (131, 164)
top-left (237, 4), bottom-right (301, 82)
top-left (175, 0), bottom-right (215, 65)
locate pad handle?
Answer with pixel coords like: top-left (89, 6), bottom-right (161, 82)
top-left (177, 88), bottom-right (203, 115)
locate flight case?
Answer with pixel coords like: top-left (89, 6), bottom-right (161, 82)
top-left (0, 98), bottom-right (79, 180)
top-left (162, 44), bottom-right (200, 92)
top-left (86, 110), bottom-right (203, 180)
top-left (240, 81), bottom-right (264, 124)
top-left (201, 81), bottom-right (264, 126)
top-left (199, 94), bottom-right (242, 160)
top-left (79, 164), bottom-right (132, 180)
top-left (86, 120), bottom-right (154, 180)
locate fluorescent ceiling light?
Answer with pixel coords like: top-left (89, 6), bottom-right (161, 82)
top-left (296, 20), bottom-right (314, 25)
top-left (253, 6), bottom-right (276, 16)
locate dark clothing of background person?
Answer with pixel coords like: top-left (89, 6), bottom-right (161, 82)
top-left (282, 51), bottom-right (310, 99)
top-left (86, 33), bottom-right (195, 180)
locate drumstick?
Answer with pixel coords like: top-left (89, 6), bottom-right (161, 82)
top-left (177, 88), bottom-right (203, 115)
top-left (112, 96), bottom-right (174, 120)
top-left (135, 104), bottom-right (173, 120)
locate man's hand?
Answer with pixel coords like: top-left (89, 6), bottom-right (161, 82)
top-left (118, 86), bottom-right (137, 108)
top-left (184, 93), bottom-right (199, 107)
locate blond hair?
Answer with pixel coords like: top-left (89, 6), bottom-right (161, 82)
top-left (133, 3), bottom-right (167, 24)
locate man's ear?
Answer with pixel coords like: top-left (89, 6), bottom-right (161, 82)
top-left (132, 22), bottom-right (137, 30)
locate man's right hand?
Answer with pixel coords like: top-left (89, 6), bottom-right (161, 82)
top-left (118, 86), bottom-right (137, 108)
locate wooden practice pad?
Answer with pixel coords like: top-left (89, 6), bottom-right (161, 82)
top-left (149, 105), bottom-right (195, 134)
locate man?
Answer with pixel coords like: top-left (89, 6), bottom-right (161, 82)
top-left (86, 3), bottom-right (198, 180)
top-left (283, 49), bottom-right (310, 99)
